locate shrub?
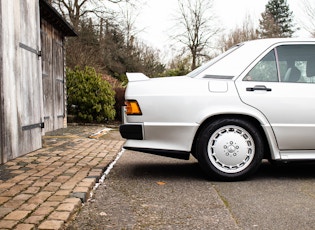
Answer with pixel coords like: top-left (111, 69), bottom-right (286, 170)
top-left (67, 66), bottom-right (116, 123)
top-left (113, 87), bottom-right (126, 121)
top-left (101, 74), bottom-right (126, 121)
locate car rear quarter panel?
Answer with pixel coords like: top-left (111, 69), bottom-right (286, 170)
top-left (124, 77), bottom-right (275, 154)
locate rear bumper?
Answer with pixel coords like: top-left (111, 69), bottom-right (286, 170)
top-left (119, 124), bottom-right (143, 140)
top-left (121, 122), bottom-right (198, 151)
top-left (119, 124), bottom-right (190, 160)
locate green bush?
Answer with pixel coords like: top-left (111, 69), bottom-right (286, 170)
top-left (67, 66), bottom-right (116, 123)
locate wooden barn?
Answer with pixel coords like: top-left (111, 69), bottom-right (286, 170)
top-left (0, 0), bottom-right (76, 163)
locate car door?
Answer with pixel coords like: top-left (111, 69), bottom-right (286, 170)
top-left (236, 44), bottom-right (315, 150)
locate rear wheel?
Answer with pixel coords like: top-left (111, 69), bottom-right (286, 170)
top-left (196, 118), bottom-right (264, 181)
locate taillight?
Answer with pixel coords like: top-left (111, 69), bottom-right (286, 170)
top-left (125, 100), bottom-right (142, 115)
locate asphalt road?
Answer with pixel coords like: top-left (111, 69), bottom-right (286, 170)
top-left (67, 133), bottom-right (315, 229)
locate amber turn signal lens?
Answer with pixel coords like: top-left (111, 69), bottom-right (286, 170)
top-left (125, 100), bottom-right (142, 115)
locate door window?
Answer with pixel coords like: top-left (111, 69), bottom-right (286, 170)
top-left (243, 49), bottom-right (278, 82)
top-left (277, 45), bottom-right (315, 83)
top-left (244, 45), bottom-right (315, 83)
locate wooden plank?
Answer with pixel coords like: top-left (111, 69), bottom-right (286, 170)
top-left (0, 1), bottom-right (3, 164)
top-left (41, 22), bottom-right (54, 132)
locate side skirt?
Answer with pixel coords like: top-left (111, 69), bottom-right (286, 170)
top-left (279, 150), bottom-right (315, 161)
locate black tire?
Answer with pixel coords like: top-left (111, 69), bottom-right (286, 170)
top-left (196, 118), bottom-right (264, 181)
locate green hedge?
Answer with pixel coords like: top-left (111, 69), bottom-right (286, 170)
top-left (67, 66), bottom-right (116, 123)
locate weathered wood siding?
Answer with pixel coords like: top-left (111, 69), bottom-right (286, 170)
top-left (41, 19), bottom-right (65, 132)
top-left (0, 0), bottom-right (43, 163)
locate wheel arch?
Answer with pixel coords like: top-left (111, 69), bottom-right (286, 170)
top-left (191, 114), bottom-right (271, 159)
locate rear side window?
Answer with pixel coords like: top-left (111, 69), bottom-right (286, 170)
top-left (243, 49), bottom-right (278, 82)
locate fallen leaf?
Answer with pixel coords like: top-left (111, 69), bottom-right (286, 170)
top-left (99, 212), bottom-right (107, 216)
top-left (157, 181), bottom-right (166, 185)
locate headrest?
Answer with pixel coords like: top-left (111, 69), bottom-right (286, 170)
top-left (288, 67), bottom-right (301, 82)
top-left (306, 58), bottom-right (315, 77)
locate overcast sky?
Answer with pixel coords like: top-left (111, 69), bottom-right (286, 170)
top-left (135, 0), bottom-right (310, 52)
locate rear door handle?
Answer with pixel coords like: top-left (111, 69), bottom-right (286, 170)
top-left (246, 85), bottom-right (272, 92)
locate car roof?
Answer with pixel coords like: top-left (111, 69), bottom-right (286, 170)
top-left (192, 38), bottom-right (315, 78)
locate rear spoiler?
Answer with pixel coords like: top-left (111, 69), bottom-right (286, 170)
top-left (126, 72), bottom-right (149, 82)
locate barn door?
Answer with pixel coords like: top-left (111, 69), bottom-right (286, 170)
top-left (41, 22), bottom-right (65, 132)
top-left (17, 0), bottom-right (44, 159)
top-left (0, 0), bottom-right (44, 162)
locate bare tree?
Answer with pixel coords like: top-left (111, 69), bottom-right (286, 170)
top-left (301, 0), bottom-right (315, 37)
top-left (219, 15), bottom-right (259, 52)
top-left (51, 0), bottom-right (129, 29)
top-left (117, 1), bottom-right (143, 47)
top-left (172, 0), bottom-right (220, 70)
top-left (50, 0), bottom-right (165, 80)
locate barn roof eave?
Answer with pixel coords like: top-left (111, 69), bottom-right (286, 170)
top-left (39, 0), bottom-right (77, 37)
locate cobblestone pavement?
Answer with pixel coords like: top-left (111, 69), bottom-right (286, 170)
top-left (0, 124), bottom-right (124, 230)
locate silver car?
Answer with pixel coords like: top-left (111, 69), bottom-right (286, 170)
top-left (120, 38), bottom-right (315, 181)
